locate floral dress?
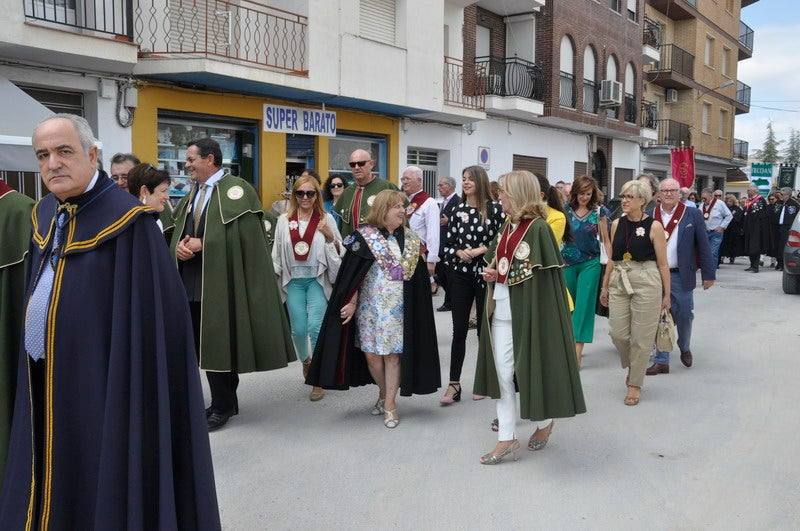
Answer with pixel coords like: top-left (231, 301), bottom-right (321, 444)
top-left (356, 234), bottom-right (404, 355)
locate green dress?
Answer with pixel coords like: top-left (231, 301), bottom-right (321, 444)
top-left (473, 217), bottom-right (586, 421)
top-left (0, 187), bottom-right (34, 479)
top-left (334, 177), bottom-right (399, 239)
top-left (170, 174), bottom-right (295, 372)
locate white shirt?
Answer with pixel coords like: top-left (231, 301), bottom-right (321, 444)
top-left (193, 169), bottom-right (225, 214)
top-left (702, 198), bottom-right (732, 231)
top-left (407, 190), bottom-right (440, 263)
top-left (660, 205), bottom-right (680, 268)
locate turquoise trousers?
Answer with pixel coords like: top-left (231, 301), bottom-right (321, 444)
top-left (563, 258), bottom-right (601, 343)
top-left (286, 277), bottom-right (328, 361)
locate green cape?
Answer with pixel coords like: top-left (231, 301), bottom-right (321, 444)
top-left (473, 217), bottom-right (586, 421)
top-left (170, 174), bottom-right (295, 372)
top-left (333, 178), bottom-right (399, 239)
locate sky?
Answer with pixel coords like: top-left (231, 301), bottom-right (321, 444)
top-left (735, 0), bottom-right (800, 156)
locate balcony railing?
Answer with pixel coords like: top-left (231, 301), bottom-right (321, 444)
top-left (623, 93), bottom-right (636, 124)
top-left (643, 16), bottom-right (661, 47)
top-left (652, 44), bottom-right (694, 78)
top-left (640, 100), bottom-right (658, 129)
top-left (474, 56), bottom-right (545, 101)
top-left (444, 56), bottom-right (486, 111)
top-left (655, 119), bottom-right (691, 147)
top-left (733, 139), bottom-right (749, 160)
top-left (736, 80), bottom-right (751, 107)
top-left (135, 0), bottom-right (307, 74)
top-left (559, 71), bottom-right (576, 108)
top-left (24, 0), bottom-right (132, 39)
top-left (739, 21), bottom-right (754, 52)
top-left (583, 80), bottom-right (597, 113)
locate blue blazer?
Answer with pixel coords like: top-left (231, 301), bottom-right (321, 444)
top-left (649, 205), bottom-right (715, 291)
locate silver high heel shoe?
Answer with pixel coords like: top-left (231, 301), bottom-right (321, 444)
top-left (383, 409), bottom-right (399, 428)
top-left (370, 398), bottom-right (385, 416)
top-left (480, 439), bottom-right (520, 465)
top-left (528, 421), bottom-right (554, 451)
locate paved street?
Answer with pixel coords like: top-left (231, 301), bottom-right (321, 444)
top-left (207, 262), bottom-right (800, 530)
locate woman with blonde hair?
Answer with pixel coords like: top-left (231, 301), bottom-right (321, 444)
top-left (474, 170), bottom-right (585, 464)
top-left (599, 179), bottom-right (670, 406)
top-left (272, 175), bottom-right (343, 401)
top-left (307, 190), bottom-right (440, 428)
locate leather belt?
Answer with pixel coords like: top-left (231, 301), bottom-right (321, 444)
top-left (669, 267), bottom-right (680, 273)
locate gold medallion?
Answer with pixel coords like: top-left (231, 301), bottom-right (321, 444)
top-left (514, 242), bottom-right (530, 260)
top-left (294, 241), bottom-right (310, 255)
top-left (623, 252), bottom-right (633, 260)
top-left (227, 185), bottom-right (244, 200)
top-left (498, 257), bottom-right (510, 276)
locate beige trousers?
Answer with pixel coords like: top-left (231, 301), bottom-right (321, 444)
top-left (608, 260), bottom-right (662, 388)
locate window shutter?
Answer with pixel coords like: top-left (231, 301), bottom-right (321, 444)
top-left (360, 0), bottom-right (396, 45)
top-left (512, 155), bottom-right (547, 178)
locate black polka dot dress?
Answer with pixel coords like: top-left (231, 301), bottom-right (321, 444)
top-left (443, 201), bottom-right (505, 278)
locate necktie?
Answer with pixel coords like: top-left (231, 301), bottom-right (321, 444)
top-left (193, 184), bottom-right (208, 233)
top-left (352, 187), bottom-right (364, 229)
top-left (25, 211), bottom-right (66, 361)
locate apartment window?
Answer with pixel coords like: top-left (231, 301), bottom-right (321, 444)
top-left (704, 36), bottom-right (715, 67)
top-left (360, 0), bottom-right (396, 46)
top-left (702, 103), bottom-right (711, 134)
top-left (610, 0), bottom-right (621, 13)
top-left (18, 86), bottom-right (84, 116)
top-left (721, 47), bottom-right (731, 76)
top-left (719, 109), bottom-right (729, 138)
top-left (725, 0), bottom-right (734, 12)
top-left (626, 0), bottom-right (637, 21)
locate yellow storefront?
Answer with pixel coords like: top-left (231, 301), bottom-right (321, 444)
top-left (132, 85), bottom-right (400, 208)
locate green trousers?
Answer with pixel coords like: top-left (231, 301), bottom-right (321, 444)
top-left (563, 258), bottom-right (601, 343)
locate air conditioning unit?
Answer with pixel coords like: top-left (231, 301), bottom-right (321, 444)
top-left (665, 88), bottom-right (679, 103)
top-left (599, 80), bottom-right (623, 106)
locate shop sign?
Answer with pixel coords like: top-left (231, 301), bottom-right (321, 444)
top-left (750, 163), bottom-right (773, 178)
top-left (263, 104), bottom-right (336, 136)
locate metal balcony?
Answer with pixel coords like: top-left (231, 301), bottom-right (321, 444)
top-left (734, 80), bottom-right (751, 114)
top-left (648, 0), bottom-right (697, 20)
top-left (583, 80), bottom-right (597, 113)
top-left (733, 139), bottom-right (749, 160)
top-left (135, 0), bottom-right (307, 74)
top-left (643, 16), bottom-right (661, 48)
top-left (474, 56), bottom-right (545, 102)
top-left (738, 20), bottom-right (754, 60)
top-left (23, 0), bottom-right (133, 39)
top-left (640, 100), bottom-right (658, 130)
top-left (559, 71), bottom-right (576, 108)
top-left (444, 56), bottom-right (486, 111)
top-left (623, 93), bottom-right (636, 124)
top-left (645, 44), bottom-right (695, 89)
top-left (654, 119), bottom-right (691, 147)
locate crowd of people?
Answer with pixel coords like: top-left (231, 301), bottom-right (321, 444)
top-left (1, 112), bottom-right (799, 526)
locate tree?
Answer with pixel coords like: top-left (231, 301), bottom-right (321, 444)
top-left (783, 128), bottom-right (800, 165)
top-left (752, 121), bottom-right (783, 164)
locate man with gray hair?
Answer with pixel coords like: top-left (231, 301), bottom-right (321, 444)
top-left (680, 187), bottom-right (696, 207)
top-left (776, 187), bottom-right (800, 271)
top-left (700, 187), bottom-right (732, 267)
top-left (0, 114), bottom-right (220, 528)
top-left (435, 175), bottom-right (460, 309)
top-left (638, 173), bottom-right (661, 212)
top-left (401, 165), bottom-right (440, 278)
top-left (109, 152), bottom-right (140, 192)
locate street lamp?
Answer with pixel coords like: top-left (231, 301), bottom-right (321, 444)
top-left (696, 79), bottom-right (735, 99)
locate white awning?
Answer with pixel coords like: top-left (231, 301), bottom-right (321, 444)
top-left (0, 75), bottom-right (53, 171)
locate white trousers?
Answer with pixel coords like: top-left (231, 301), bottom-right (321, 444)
top-left (491, 315), bottom-right (551, 441)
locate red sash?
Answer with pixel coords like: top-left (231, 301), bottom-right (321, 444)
top-left (653, 202), bottom-right (686, 242)
top-left (701, 197), bottom-right (716, 220)
top-left (495, 219), bottom-right (533, 283)
top-left (745, 194), bottom-right (761, 211)
top-left (406, 190), bottom-right (431, 218)
top-left (288, 210), bottom-right (321, 261)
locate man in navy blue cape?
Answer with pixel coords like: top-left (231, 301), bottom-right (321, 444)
top-left (0, 114), bottom-right (220, 529)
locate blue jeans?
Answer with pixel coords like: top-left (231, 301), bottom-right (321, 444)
top-left (707, 229), bottom-right (723, 266)
top-left (654, 271), bottom-right (693, 364)
top-left (286, 277), bottom-right (328, 361)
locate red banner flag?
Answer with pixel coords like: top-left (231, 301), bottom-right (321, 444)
top-left (670, 146), bottom-right (695, 188)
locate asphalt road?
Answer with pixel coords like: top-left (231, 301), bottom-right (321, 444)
top-left (206, 261), bottom-right (800, 530)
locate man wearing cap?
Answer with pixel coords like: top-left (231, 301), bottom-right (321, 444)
top-left (334, 149), bottom-right (398, 239)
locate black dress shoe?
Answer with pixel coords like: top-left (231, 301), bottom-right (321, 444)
top-left (207, 410), bottom-right (234, 431)
top-left (646, 363), bottom-right (669, 375)
top-left (436, 304), bottom-right (451, 312)
top-left (680, 349), bottom-right (693, 368)
top-left (206, 397), bottom-right (239, 419)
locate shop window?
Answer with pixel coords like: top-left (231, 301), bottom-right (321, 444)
top-left (328, 133), bottom-right (387, 185)
top-left (157, 114), bottom-right (258, 202)
top-left (18, 85), bottom-right (84, 116)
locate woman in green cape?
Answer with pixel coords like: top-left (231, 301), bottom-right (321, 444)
top-left (474, 170), bottom-right (585, 465)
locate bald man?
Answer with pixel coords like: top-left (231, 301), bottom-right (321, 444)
top-left (334, 149), bottom-right (398, 238)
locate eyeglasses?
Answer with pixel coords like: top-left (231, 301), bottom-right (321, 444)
top-left (330, 182), bottom-right (345, 188)
top-left (349, 160), bottom-right (370, 168)
top-left (620, 194), bottom-right (638, 201)
top-left (295, 190), bottom-right (317, 198)
top-left (111, 175), bottom-right (128, 182)
top-left (660, 189), bottom-right (679, 194)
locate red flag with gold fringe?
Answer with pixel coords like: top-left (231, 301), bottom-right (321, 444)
top-left (670, 146), bottom-right (695, 188)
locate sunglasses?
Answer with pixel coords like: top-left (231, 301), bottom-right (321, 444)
top-left (295, 190), bottom-right (317, 198)
top-left (330, 182), bottom-right (345, 188)
top-left (349, 160), bottom-right (370, 168)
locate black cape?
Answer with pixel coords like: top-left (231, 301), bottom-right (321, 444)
top-left (743, 196), bottom-right (771, 255)
top-left (0, 174), bottom-right (220, 530)
top-left (720, 205), bottom-right (745, 258)
top-left (306, 227), bottom-right (440, 396)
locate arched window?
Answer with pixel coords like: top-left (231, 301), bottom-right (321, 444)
top-left (583, 46), bottom-right (597, 113)
top-left (559, 35), bottom-right (576, 108)
top-left (624, 62), bottom-right (636, 123)
top-left (606, 55), bottom-right (619, 119)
